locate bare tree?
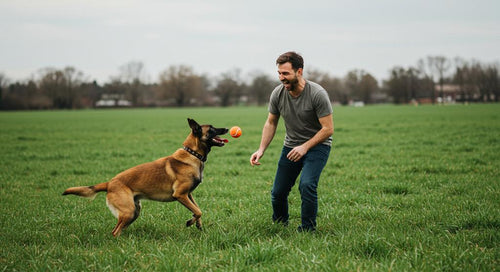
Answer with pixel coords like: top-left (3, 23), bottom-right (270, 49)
top-left (0, 72), bottom-right (7, 87)
top-left (118, 61), bottom-right (145, 83)
top-left (489, 63), bottom-right (500, 102)
top-left (478, 63), bottom-right (499, 102)
top-left (384, 67), bottom-right (416, 104)
top-left (214, 69), bottom-right (242, 107)
top-left (359, 73), bottom-right (379, 104)
top-left (324, 77), bottom-right (347, 105)
top-left (37, 67), bottom-right (85, 109)
top-left (453, 57), bottom-right (470, 102)
top-left (417, 58), bottom-right (436, 103)
top-left (452, 59), bottom-right (484, 102)
top-left (0, 72), bottom-right (7, 108)
top-left (247, 72), bottom-right (275, 106)
top-left (428, 56), bottom-right (451, 101)
top-left (38, 68), bottom-right (64, 107)
top-left (344, 69), bottom-right (378, 104)
top-left (306, 68), bottom-right (347, 105)
top-left (158, 65), bottom-right (204, 107)
top-left (117, 61), bottom-right (146, 106)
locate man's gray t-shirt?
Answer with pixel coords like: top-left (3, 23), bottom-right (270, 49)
top-left (268, 80), bottom-right (333, 147)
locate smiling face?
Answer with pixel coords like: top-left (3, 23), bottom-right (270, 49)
top-left (277, 62), bottom-right (302, 91)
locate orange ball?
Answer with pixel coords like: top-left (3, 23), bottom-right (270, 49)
top-left (230, 126), bottom-right (242, 138)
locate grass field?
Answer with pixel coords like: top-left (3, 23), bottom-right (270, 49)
top-left (1, 104), bottom-right (499, 271)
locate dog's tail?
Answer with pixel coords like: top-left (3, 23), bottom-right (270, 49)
top-left (62, 182), bottom-right (108, 200)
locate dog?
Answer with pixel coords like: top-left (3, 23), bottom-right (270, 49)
top-left (62, 118), bottom-right (228, 237)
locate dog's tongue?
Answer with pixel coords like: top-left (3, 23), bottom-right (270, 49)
top-left (214, 136), bottom-right (229, 144)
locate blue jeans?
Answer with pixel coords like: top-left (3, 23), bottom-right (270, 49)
top-left (271, 144), bottom-right (331, 230)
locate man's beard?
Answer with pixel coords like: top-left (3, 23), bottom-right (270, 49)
top-left (282, 76), bottom-right (299, 91)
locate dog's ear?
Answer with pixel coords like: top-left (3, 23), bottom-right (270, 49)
top-left (188, 118), bottom-right (202, 138)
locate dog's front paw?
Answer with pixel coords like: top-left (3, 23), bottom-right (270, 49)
top-left (186, 218), bottom-right (196, 227)
top-left (195, 220), bottom-right (203, 230)
top-left (186, 218), bottom-right (203, 230)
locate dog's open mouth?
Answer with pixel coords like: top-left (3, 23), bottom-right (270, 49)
top-left (212, 136), bottom-right (228, 146)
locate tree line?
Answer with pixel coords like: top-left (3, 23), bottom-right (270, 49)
top-left (0, 56), bottom-right (498, 110)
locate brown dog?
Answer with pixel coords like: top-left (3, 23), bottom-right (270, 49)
top-left (63, 118), bottom-right (228, 237)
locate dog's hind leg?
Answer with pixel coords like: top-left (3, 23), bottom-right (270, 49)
top-left (106, 189), bottom-right (138, 237)
top-left (129, 198), bottom-right (142, 225)
top-left (109, 206), bottom-right (137, 237)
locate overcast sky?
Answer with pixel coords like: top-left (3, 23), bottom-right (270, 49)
top-left (1, 0), bottom-right (499, 84)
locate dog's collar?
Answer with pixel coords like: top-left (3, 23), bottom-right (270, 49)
top-left (183, 146), bottom-right (206, 162)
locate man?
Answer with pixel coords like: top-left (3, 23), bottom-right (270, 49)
top-left (250, 51), bottom-right (334, 232)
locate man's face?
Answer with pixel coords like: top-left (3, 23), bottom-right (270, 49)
top-left (277, 62), bottom-right (302, 91)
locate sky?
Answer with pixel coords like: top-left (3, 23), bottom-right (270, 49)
top-left (1, 0), bottom-right (499, 85)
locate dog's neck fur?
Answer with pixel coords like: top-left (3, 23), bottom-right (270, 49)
top-left (183, 146), bottom-right (206, 162)
top-left (182, 133), bottom-right (211, 163)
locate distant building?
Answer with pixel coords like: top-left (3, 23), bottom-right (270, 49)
top-left (95, 94), bottom-right (132, 107)
top-left (436, 84), bottom-right (481, 103)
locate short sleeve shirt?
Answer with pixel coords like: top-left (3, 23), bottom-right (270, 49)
top-left (268, 80), bottom-right (333, 147)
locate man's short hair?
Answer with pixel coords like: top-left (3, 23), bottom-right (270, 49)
top-left (276, 51), bottom-right (304, 71)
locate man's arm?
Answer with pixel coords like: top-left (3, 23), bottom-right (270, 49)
top-left (250, 113), bottom-right (280, 166)
top-left (286, 114), bottom-right (334, 162)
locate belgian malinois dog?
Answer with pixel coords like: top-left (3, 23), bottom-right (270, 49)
top-left (62, 118), bottom-right (228, 237)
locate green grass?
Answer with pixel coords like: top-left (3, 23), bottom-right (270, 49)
top-left (1, 105), bottom-right (499, 271)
